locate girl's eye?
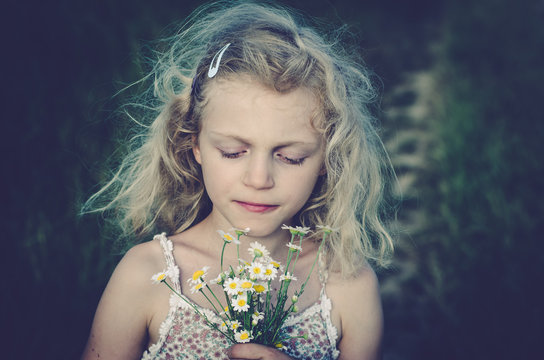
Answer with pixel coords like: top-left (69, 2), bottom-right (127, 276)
top-left (277, 153), bottom-right (306, 165)
top-left (220, 150), bottom-right (245, 159)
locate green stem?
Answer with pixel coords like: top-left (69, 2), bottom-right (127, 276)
top-left (206, 284), bottom-right (225, 313)
top-left (289, 234), bottom-right (304, 273)
top-left (236, 233), bottom-right (241, 266)
top-left (220, 241), bottom-right (228, 273)
top-left (299, 233), bottom-right (327, 294)
top-left (162, 280), bottom-right (236, 341)
top-left (200, 289), bottom-right (222, 316)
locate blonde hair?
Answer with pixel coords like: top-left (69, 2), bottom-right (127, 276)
top-left (85, 0), bottom-right (395, 276)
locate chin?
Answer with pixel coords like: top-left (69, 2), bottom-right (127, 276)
top-left (233, 221), bottom-right (285, 239)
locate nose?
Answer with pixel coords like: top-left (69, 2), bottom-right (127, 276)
top-left (242, 154), bottom-right (275, 190)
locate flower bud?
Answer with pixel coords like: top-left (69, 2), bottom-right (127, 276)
top-left (292, 305), bottom-right (299, 313)
top-left (291, 295), bottom-right (298, 303)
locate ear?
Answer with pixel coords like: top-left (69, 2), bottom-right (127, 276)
top-left (192, 134), bottom-right (202, 164)
top-left (319, 163), bottom-right (327, 176)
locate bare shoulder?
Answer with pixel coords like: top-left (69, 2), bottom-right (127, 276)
top-left (116, 238), bottom-right (166, 281)
top-left (327, 266), bottom-right (383, 360)
top-left (81, 238), bottom-right (167, 360)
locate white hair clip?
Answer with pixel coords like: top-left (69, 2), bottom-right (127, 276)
top-left (207, 43), bottom-right (231, 78)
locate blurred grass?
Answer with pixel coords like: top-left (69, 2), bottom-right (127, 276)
top-left (392, 0), bottom-right (544, 358)
top-left (2, 0), bottom-right (543, 359)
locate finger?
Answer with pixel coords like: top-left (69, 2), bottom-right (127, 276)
top-left (227, 343), bottom-right (270, 359)
top-left (227, 343), bottom-right (290, 360)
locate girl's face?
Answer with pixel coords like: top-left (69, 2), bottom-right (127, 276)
top-left (193, 78), bottom-right (325, 239)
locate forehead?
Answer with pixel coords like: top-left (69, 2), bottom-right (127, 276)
top-left (200, 78), bottom-right (322, 137)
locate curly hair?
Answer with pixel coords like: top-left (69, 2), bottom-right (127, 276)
top-left (84, 0), bottom-right (395, 276)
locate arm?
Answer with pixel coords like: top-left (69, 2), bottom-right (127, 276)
top-left (332, 266), bottom-right (383, 360)
top-left (81, 242), bottom-right (162, 360)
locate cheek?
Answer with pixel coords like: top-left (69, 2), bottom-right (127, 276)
top-left (284, 167), bottom-right (322, 203)
top-left (199, 157), bottom-right (235, 199)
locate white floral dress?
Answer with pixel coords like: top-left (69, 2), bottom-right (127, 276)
top-left (141, 233), bottom-right (340, 360)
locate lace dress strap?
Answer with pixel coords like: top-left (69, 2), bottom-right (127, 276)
top-left (317, 250), bottom-right (340, 357)
top-left (317, 250), bottom-right (329, 286)
top-left (154, 232), bottom-right (181, 293)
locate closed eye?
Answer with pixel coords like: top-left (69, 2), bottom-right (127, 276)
top-left (220, 150), bottom-right (245, 159)
top-left (277, 153), bottom-right (306, 165)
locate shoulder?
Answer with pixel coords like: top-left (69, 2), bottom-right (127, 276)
top-left (327, 265), bottom-right (383, 360)
top-left (81, 236), bottom-right (168, 359)
top-left (118, 236), bottom-right (166, 278)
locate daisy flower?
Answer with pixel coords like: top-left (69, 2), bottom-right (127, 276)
top-left (248, 242), bottom-right (269, 259)
top-left (235, 330), bottom-right (253, 343)
top-left (220, 320), bottom-right (230, 332)
top-left (316, 225), bottom-right (337, 234)
top-left (231, 227), bottom-right (250, 236)
top-left (286, 243), bottom-right (302, 252)
top-left (230, 320), bottom-right (241, 331)
top-left (252, 282), bottom-right (267, 294)
top-left (151, 270), bottom-right (168, 284)
top-left (248, 262), bottom-right (265, 279)
top-left (281, 224), bottom-right (311, 236)
top-left (210, 273), bottom-right (225, 285)
top-left (217, 230), bottom-right (240, 244)
top-left (190, 281), bottom-right (206, 294)
top-left (262, 264), bottom-right (278, 281)
top-left (190, 266), bottom-right (210, 283)
top-left (279, 273), bottom-right (297, 282)
top-left (223, 277), bottom-right (241, 296)
top-left (252, 311), bottom-right (264, 322)
top-left (239, 280), bottom-right (255, 292)
top-left (231, 293), bottom-right (250, 312)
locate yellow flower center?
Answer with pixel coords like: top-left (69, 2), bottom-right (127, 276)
top-left (229, 282), bottom-right (237, 289)
top-left (237, 299), bottom-right (246, 307)
top-left (157, 274), bottom-right (166, 281)
top-left (192, 270), bottom-right (204, 281)
top-left (194, 283), bottom-right (203, 291)
top-left (253, 267), bottom-right (261, 274)
top-left (253, 284), bottom-right (266, 293)
top-left (240, 332), bottom-right (249, 340)
top-left (224, 234), bottom-right (233, 242)
top-left (264, 269), bottom-right (272, 275)
top-left (232, 323), bottom-right (238, 329)
top-left (241, 281), bottom-right (253, 289)
top-left (271, 261), bottom-right (280, 268)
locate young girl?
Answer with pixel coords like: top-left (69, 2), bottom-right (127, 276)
top-left (82, 1), bottom-right (394, 359)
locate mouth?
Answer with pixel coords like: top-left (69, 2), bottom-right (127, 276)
top-left (234, 201), bottom-right (279, 213)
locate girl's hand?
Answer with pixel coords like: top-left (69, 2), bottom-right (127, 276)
top-left (227, 343), bottom-right (294, 360)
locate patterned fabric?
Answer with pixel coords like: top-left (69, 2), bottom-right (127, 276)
top-left (141, 233), bottom-right (340, 360)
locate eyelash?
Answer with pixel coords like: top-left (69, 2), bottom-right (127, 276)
top-left (278, 154), bottom-right (306, 165)
top-left (219, 151), bottom-right (306, 165)
top-left (220, 151), bottom-right (244, 159)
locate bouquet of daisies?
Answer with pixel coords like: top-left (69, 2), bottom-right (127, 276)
top-left (151, 224), bottom-right (333, 347)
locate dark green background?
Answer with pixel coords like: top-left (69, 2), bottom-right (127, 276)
top-left (3, 0), bottom-right (543, 359)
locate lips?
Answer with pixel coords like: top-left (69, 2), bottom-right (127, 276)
top-left (235, 201), bottom-right (278, 213)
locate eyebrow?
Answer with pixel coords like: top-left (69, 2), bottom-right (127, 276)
top-left (208, 131), bottom-right (319, 147)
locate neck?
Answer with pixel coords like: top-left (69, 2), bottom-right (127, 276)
top-left (199, 214), bottom-right (292, 263)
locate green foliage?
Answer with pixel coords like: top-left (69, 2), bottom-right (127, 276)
top-left (414, 0), bottom-right (544, 357)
